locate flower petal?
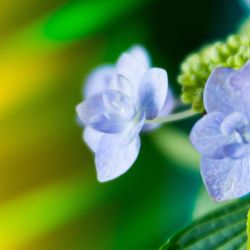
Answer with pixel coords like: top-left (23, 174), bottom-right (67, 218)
top-left (158, 88), bottom-right (176, 117)
top-left (201, 156), bottom-right (250, 202)
top-left (109, 74), bottom-right (137, 101)
top-left (84, 65), bottom-right (114, 98)
top-left (89, 114), bottom-right (127, 133)
top-left (76, 94), bottom-right (105, 125)
top-left (77, 91), bottom-right (135, 133)
top-left (128, 45), bottom-right (151, 68)
top-left (83, 127), bottom-right (104, 152)
top-left (138, 68), bottom-right (168, 120)
top-left (114, 53), bottom-right (147, 89)
top-left (204, 67), bottom-right (236, 114)
top-left (95, 132), bottom-right (141, 182)
top-left (204, 61), bottom-right (250, 116)
top-left (102, 90), bottom-right (136, 121)
top-left (223, 143), bottom-right (250, 159)
top-left (142, 89), bottom-right (175, 132)
top-left (220, 112), bottom-right (248, 136)
top-left (190, 112), bottom-right (233, 159)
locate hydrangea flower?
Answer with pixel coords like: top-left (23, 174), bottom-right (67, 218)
top-left (190, 60), bottom-right (250, 202)
top-left (77, 46), bottom-right (174, 182)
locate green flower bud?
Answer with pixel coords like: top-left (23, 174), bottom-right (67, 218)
top-left (179, 35), bottom-right (250, 112)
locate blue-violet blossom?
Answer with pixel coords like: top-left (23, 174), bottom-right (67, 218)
top-left (77, 46), bottom-right (174, 182)
top-left (190, 60), bottom-right (250, 202)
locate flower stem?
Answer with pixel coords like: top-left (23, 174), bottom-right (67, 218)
top-left (145, 109), bottom-right (198, 124)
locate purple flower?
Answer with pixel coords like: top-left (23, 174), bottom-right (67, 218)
top-left (190, 60), bottom-right (250, 202)
top-left (77, 46), bottom-right (173, 182)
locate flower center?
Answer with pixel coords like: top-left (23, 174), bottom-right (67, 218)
top-left (102, 89), bottom-right (136, 121)
top-left (220, 113), bottom-right (250, 159)
top-left (224, 124), bottom-right (250, 159)
top-left (236, 125), bottom-right (250, 144)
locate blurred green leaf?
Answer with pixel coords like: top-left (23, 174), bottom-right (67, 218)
top-left (248, 209), bottom-right (250, 250)
top-left (44, 0), bottom-right (149, 40)
top-left (192, 187), bottom-right (223, 219)
top-left (161, 196), bottom-right (250, 250)
top-left (108, 135), bottom-right (200, 250)
top-left (0, 177), bottom-right (105, 249)
top-left (150, 126), bottom-right (199, 171)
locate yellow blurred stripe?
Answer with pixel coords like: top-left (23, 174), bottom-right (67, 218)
top-left (0, 55), bottom-right (62, 118)
top-left (0, 33), bottom-right (100, 120)
top-left (0, 177), bottom-right (100, 250)
top-left (0, 1), bottom-right (66, 38)
top-left (0, 10), bottom-right (100, 119)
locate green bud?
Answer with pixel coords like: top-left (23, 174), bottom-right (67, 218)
top-left (178, 35), bottom-right (250, 112)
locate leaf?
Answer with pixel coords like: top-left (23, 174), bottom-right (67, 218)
top-left (248, 209), bottom-right (250, 250)
top-left (161, 196), bottom-right (250, 250)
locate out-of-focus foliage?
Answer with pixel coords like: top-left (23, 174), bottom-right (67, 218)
top-left (161, 195), bottom-right (250, 250)
top-left (239, 18), bottom-right (250, 36)
top-left (192, 188), bottom-right (223, 218)
top-left (248, 209), bottom-right (250, 249)
top-left (44, 0), bottom-right (149, 40)
top-left (150, 126), bottom-right (200, 171)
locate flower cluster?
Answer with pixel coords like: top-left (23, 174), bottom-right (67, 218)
top-left (190, 60), bottom-right (250, 202)
top-left (76, 43), bottom-right (250, 203)
top-left (77, 46), bottom-right (174, 182)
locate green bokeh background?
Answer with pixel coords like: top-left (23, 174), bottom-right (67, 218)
top-left (0, 0), bottom-right (246, 249)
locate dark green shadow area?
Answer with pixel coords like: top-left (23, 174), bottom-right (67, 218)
top-left (95, 135), bottom-right (201, 250)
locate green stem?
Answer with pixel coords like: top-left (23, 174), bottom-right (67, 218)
top-left (145, 109), bottom-right (197, 124)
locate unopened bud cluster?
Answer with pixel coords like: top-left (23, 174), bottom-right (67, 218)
top-left (179, 35), bottom-right (250, 112)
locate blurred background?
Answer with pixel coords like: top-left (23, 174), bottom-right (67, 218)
top-left (0, 0), bottom-right (247, 249)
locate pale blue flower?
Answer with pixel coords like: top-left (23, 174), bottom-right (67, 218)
top-left (190, 60), bottom-right (250, 202)
top-left (77, 46), bottom-right (173, 182)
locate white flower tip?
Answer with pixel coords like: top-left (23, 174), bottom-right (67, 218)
top-left (128, 44), bottom-right (151, 67)
top-left (76, 102), bottom-right (89, 126)
top-left (96, 170), bottom-right (121, 183)
top-left (97, 174), bottom-right (113, 183)
top-left (76, 103), bottom-right (83, 119)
